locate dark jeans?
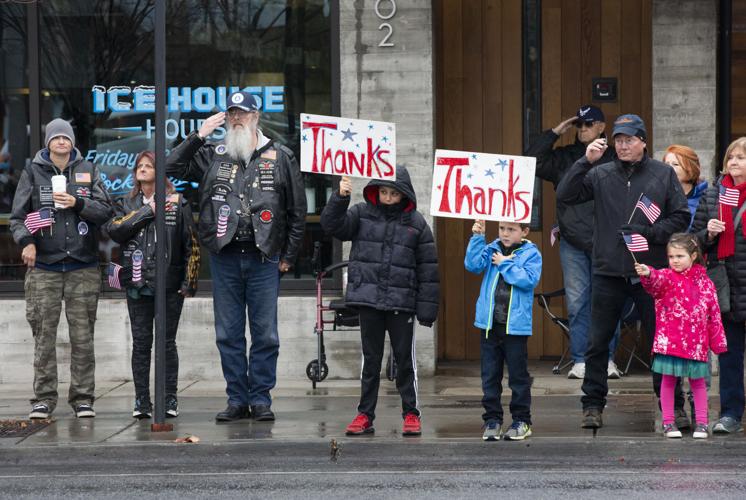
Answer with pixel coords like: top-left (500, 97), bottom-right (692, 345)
top-left (719, 317), bottom-right (745, 421)
top-left (357, 307), bottom-right (419, 420)
top-left (480, 324), bottom-right (531, 425)
top-left (581, 275), bottom-right (684, 411)
top-left (126, 291), bottom-right (184, 401)
top-left (210, 250), bottom-right (280, 407)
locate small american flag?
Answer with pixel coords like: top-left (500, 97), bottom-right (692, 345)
top-left (550, 223), bottom-right (560, 247)
top-left (623, 233), bottom-right (649, 253)
top-left (635, 195), bottom-right (661, 224)
top-left (107, 262), bottom-right (123, 290)
top-left (719, 185), bottom-right (740, 207)
top-left (24, 208), bottom-right (54, 234)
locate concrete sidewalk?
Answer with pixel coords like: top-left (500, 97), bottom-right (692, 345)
top-left (0, 361), bottom-right (734, 447)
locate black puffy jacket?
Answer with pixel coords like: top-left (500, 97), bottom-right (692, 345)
top-left (320, 166), bottom-right (440, 325)
top-left (525, 130), bottom-right (616, 252)
top-left (106, 192), bottom-right (200, 295)
top-left (557, 154), bottom-right (690, 276)
top-left (10, 149), bottom-right (113, 264)
top-left (691, 178), bottom-right (746, 321)
top-left (165, 131), bottom-right (306, 262)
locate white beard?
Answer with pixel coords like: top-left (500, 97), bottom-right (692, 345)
top-left (224, 125), bottom-right (257, 162)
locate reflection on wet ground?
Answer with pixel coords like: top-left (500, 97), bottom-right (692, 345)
top-left (0, 361), bottom-right (735, 446)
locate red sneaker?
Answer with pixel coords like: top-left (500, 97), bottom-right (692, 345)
top-left (402, 413), bottom-right (421, 436)
top-left (345, 413), bottom-right (374, 435)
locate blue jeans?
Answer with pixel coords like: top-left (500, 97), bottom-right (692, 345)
top-left (210, 250), bottom-right (281, 407)
top-left (559, 238), bottom-right (619, 363)
top-left (719, 317), bottom-right (745, 421)
top-left (480, 325), bottom-right (531, 424)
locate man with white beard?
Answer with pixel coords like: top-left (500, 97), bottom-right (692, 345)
top-left (166, 91), bottom-right (307, 422)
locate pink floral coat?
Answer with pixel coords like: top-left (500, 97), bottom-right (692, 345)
top-left (640, 264), bottom-right (727, 361)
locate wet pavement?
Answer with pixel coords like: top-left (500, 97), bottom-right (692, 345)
top-left (2, 361), bottom-right (746, 498)
top-left (0, 361), bottom-right (677, 445)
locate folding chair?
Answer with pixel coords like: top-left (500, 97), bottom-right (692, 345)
top-left (616, 299), bottom-right (650, 375)
top-left (535, 289), bottom-right (572, 375)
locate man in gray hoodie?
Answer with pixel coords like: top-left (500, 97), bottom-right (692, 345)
top-left (11, 118), bottom-right (112, 420)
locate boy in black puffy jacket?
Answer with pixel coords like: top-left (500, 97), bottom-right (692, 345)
top-left (321, 165), bottom-right (439, 437)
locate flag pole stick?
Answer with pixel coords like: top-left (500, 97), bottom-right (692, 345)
top-left (628, 192), bottom-right (644, 224)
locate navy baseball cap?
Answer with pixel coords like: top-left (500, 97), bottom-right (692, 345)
top-left (576, 105), bottom-right (605, 123)
top-left (612, 114), bottom-right (647, 141)
top-left (227, 91), bottom-right (259, 112)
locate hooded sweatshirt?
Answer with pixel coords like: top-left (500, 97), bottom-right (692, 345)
top-left (320, 166), bottom-right (440, 325)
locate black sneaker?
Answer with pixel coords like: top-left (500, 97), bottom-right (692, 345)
top-left (75, 403), bottom-right (96, 418)
top-left (29, 403), bottom-right (50, 419)
top-left (581, 408), bottom-right (603, 429)
top-left (215, 405), bottom-right (251, 422)
top-left (133, 398), bottom-right (152, 419)
top-left (165, 395), bottom-right (179, 418)
top-left (250, 404), bottom-right (275, 421)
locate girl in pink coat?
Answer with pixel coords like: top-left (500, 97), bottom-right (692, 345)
top-left (635, 233), bottom-right (727, 439)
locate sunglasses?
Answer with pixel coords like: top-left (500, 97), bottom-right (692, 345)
top-left (575, 121), bottom-right (596, 128)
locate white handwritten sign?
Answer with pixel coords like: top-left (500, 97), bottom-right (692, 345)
top-left (430, 149), bottom-right (536, 222)
top-left (300, 113), bottom-right (396, 180)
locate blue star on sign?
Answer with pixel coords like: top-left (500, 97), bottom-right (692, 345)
top-left (368, 124), bottom-right (374, 130)
top-left (467, 172), bottom-right (473, 179)
top-left (471, 154), bottom-right (477, 160)
top-left (496, 159), bottom-right (508, 171)
top-left (484, 169), bottom-right (495, 178)
top-left (302, 134), bottom-right (307, 142)
top-left (341, 127), bottom-right (357, 141)
top-left (381, 136), bottom-right (389, 143)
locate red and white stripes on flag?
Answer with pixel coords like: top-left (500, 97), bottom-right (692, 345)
top-left (107, 262), bottom-right (123, 290)
top-left (24, 208), bottom-right (54, 234)
top-left (635, 195), bottom-right (661, 224)
top-left (623, 233), bottom-right (649, 253)
top-left (719, 185), bottom-right (740, 207)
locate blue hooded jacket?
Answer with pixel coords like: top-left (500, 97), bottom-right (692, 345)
top-left (464, 234), bottom-right (542, 336)
top-left (686, 180), bottom-right (708, 232)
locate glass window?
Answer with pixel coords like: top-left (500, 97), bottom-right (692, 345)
top-left (0, 0), bottom-right (335, 292)
top-left (0, 5), bottom-right (30, 284)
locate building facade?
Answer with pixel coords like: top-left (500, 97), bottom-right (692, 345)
top-left (0, 0), bottom-right (736, 383)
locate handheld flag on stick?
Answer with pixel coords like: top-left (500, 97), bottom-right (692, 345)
top-left (635, 195), bottom-right (661, 224)
top-left (24, 208), bottom-right (54, 234)
top-left (623, 232), bottom-right (648, 264)
top-left (550, 223), bottom-right (560, 247)
top-left (719, 185), bottom-right (739, 207)
top-left (107, 262), bottom-right (123, 290)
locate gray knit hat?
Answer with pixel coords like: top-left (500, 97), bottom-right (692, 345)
top-left (44, 118), bottom-right (75, 148)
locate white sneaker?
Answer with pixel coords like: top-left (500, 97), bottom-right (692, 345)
top-left (607, 360), bottom-right (622, 379)
top-left (567, 363), bottom-right (585, 379)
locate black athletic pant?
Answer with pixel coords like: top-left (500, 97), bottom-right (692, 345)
top-left (357, 307), bottom-right (419, 420)
top-left (126, 291), bottom-right (184, 402)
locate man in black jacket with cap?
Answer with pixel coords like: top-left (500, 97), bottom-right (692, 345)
top-left (557, 114), bottom-right (690, 430)
top-left (166, 91), bottom-right (306, 423)
top-left (525, 105), bottom-right (621, 380)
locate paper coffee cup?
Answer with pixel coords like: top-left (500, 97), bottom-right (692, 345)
top-left (51, 175), bottom-right (66, 208)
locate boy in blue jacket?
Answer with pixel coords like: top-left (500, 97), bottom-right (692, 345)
top-left (465, 219), bottom-right (542, 441)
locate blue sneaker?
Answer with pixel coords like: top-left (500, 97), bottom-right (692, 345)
top-left (482, 421), bottom-right (502, 441)
top-left (503, 421), bottom-right (532, 441)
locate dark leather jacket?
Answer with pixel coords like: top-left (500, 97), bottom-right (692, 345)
top-left (106, 192), bottom-right (200, 294)
top-left (165, 131), bottom-right (306, 262)
top-left (10, 148), bottom-right (113, 264)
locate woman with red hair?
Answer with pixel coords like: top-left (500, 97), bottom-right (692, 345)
top-left (106, 150), bottom-right (200, 419)
top-left (663, 145), bottom-right (709, 231)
